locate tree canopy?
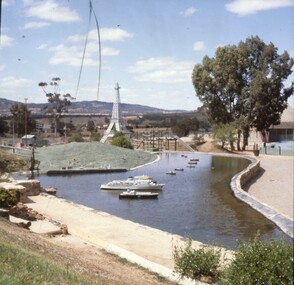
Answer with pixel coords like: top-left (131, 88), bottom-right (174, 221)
top-left (10, 103), bottom-right (36, 137)
top-left (192, 36), bottom-right (293, 149)
top-left (38, 77), bottom-right (74, 136)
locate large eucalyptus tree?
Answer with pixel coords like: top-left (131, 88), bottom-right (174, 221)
top-left (192, 36), bottom-right (293, 150)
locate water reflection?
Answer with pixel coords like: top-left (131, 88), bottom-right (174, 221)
top-left (34, 152), bottom-right (292, 248)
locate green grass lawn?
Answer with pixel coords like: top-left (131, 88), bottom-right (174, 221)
top-left (0, 228), bottom-right (99, 285)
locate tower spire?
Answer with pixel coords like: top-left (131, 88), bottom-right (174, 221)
top-left (100, 83), bottom-right (126, 143)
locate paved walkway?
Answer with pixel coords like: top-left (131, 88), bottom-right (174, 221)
top-left (26, 194), bottom-right (207, 285)
top-left (245, 155), bottom-right (294, 220)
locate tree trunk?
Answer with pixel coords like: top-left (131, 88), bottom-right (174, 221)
top-left (230, 141), bottom-right (235, 151)
top-left (237, 129), bottom-right (241, 151)
top-left (242, 127), bottom-right (249, 151)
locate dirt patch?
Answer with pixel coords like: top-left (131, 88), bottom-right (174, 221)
top-left (197, 141), bottom-right (230, 153)
top-left (0, 218), bottom-right (176, 285)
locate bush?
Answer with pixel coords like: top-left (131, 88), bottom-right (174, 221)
top-left (68, 132), bottom-right (84, 142)
top-left (220, 235), bottom-right (294, 285)
top-left (173, 238), bottom-right (221, 283)
top-left (91, 132), bottom-right (101, 142)
top-left (0, 187), bottom-right (17, 208)
top-left (111, 134), bottom-right (133, 149)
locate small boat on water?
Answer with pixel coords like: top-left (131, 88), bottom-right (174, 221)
top-left (190, 158), bottom-right (199, 161)
top-left (100, 177), bottom-right (164, 190)
top-left (174, 168), bottom-right (184, 171)
top-left (166, 171), bottom-right (176, 175)
top-left (119, 190), bottom-right (158, 199)
top-left (128, 175), bottom-right (153, 181)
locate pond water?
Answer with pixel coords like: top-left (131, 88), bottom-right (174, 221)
top-left (34, 152), bottom-right (291, 249)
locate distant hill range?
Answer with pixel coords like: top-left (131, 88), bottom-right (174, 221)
top-left (0, 98), bottom-right (189, 117)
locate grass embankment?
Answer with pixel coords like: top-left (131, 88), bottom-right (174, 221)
top-left (0, 149), bottom-right (27, 176)
top-left (0, 221), bottom-right (98, 285)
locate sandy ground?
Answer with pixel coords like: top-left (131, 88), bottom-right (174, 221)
top-left (245, 154), bottom-right (294, 219)
top-left (22, 194), bottom-right (211, 285)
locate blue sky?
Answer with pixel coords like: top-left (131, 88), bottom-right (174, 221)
top-left (1, 0), bottom-right (294, 110)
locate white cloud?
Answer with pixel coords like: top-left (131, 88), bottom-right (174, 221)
top-left (24, 21), bottom-right (50, 29)
top-left (37, 43), bottom-right (48, 49)
top-left (25, 0), bottom-right (81, 23)
top-left (3, 0), bottom-right (14, 7)
top-left (193, 41), bottom-right (206, 51)
top-left (67, 28), bottom-right (133, 43)
top-left (0, 34), bottom-right (14, 49)
top-left (0, 65), bottom-right (6, 72)
top-left (226, 0), bottom-right (294, 16)
top-left (182, 7), bottom-right (198, 17)
top-left (48, 44), bottom-right (91, 66)
top-left (90, 28), bottom-right (133, 42)
top-left (0, 76), bottom-right (32, 92)
top-left (48, 41), bottom-right (119, 67)
top-left (128, 57), bottom-right (194, 83)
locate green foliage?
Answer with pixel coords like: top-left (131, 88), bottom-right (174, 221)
top-left (91, 132), bottom-right (101, 141)
top-left (10, 103), bottom-right (36, 136)
top-left (38, 78), bottom-right (73, 136)
top-left (87, 120), bottom-right (96, 132)
top-left (171, 117), bottom-right (199, 137)
top-left (220, 236), bottom-right (294, 285)
top-left (213, 123), bottom-right (236, 150)
top-left (0, 230), bottom-right (98, 285)
top-left (0, 118), bottom-right (9, 135)
top-left (173, 238), bottom-right (221, 283)
top-left (192, 36), bottom-right (294, 149)
top-left (173, 235), bottom-right (293, 284)
top-left (68, 132), bottom-right (84, 142)
top-left (111, 133), bottom-right (133, 149)
top-left (0, 187), bottom-right (17, 208)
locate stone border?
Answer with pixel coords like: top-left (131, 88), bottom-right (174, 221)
top-left (230, 156), bottom-right (293, 239)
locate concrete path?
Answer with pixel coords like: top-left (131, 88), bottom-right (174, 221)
top-left (245, 155), bottom-right (294, 220)
top-left (26, 194), bottom-right (207, 285)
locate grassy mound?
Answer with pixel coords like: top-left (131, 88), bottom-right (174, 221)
top-left (35, 142), bottom-right (158, 173)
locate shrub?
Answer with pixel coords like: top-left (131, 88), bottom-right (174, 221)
top-left (173, 238), bottom-right (221, 283)
top-left (0, 187), bottom-right (17, 208)
top-left (68, 132), bottom-right (84, 142)
top-left (220, 235), bottom-right (294, 285)
top-left (111, 134), bottom-right (133, 149)
top-left (91, 132), bottom-right (101, 142)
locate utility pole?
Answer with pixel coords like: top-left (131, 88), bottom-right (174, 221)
top-left (24, 98), bottom-right (28, 146)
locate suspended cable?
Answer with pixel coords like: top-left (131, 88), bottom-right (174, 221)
top-left (91, 2), bottom-right (102, 101)
top-left (0, 0), bottom-right (2, 44)
top-left (75, 0), bottom-right (101, 101)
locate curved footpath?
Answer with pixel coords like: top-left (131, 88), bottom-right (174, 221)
top-left (23, 152), bottom-right (293, 285)
top-left (231, 154), bottom-right (293, 238)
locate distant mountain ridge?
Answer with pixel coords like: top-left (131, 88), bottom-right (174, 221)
top-left (0, 98), bottom-right (188, 116)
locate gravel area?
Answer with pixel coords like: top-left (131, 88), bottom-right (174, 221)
top-left (34, 142), bottom-right (158, 174)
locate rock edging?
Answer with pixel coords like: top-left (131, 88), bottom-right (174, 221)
top-left (230, 156), bottom-right (293, 238)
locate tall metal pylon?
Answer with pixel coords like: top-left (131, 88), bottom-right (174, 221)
top-left (100, 83), bottom-right (125, 143)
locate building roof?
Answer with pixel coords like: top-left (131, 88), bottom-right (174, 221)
top-left (21, 135), bottom-right (36, 139)
top-left (280, 106), bottom-right (294, 123)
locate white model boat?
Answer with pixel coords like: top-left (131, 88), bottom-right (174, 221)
top-left (100, 178), bottom-right (164, 191)
top-left (119, 190), bottom-right (159, 199)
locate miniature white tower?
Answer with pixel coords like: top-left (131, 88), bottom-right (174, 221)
top-left (100, 83), bottom-right (125, 143)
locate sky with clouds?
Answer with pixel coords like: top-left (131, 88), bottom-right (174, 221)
top-left (1, 0), bottom-right (294, 110)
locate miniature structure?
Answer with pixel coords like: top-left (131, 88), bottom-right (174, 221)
top-left (100, 83), bottom-right (128, 143)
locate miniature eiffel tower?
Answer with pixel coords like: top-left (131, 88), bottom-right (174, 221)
top-left (100, 83), bottom-right (126, 143)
